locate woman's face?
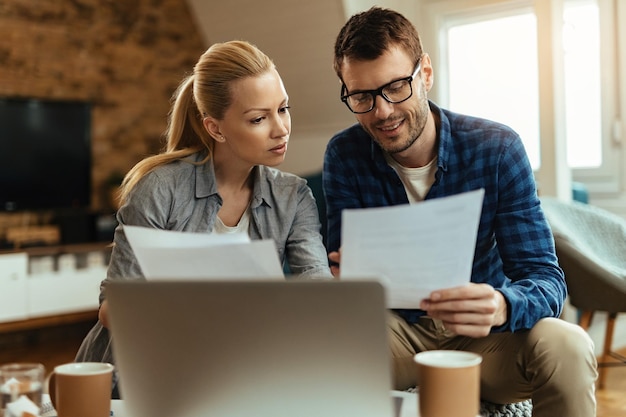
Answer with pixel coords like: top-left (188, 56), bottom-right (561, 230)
top-left (212, 68), bottom-right (291, 168)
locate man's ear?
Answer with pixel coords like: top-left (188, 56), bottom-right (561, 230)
top-left (202, 117), bottom-right (226, 142)
top-left (420, 53), bottom-right (434, 92)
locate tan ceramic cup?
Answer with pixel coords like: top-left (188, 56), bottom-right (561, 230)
top-left (414, 350), bottom-right (482, 417)
top-left (48, 362), bottom-right (114, 417)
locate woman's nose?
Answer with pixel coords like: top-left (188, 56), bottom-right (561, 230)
top-left (274, 116), bottom-right (290, 138)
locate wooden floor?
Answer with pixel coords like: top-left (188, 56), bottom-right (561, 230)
top-left (0, 321), bottom-right (625, 416)
top-left (596, 352), bottom-right (626, 417)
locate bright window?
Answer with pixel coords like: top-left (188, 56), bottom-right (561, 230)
top-left (446, 1), bottom-right (602, 170)
top-left (563, 2), bottom-right (602, 168)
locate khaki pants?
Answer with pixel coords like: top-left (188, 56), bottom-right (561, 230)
top-left (388, 313), bottom-right (597, 417)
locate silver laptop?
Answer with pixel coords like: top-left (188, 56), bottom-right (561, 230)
top-left (106, 280), bottom-right (395, 417)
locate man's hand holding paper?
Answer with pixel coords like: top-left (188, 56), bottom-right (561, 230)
top-left (419, 283), bottom-right (508, 337)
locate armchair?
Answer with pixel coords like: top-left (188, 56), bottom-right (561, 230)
top-left (540, 197), bottom-right (626, 389)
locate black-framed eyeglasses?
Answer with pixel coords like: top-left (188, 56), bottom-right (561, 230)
top-left (340, 60), bottom-right (422, 114)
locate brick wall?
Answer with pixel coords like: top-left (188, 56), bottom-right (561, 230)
top-left (0, 0), bottom-right (205, 216)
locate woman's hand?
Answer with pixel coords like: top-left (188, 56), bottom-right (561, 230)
top-left (328, 250), bottom-right (341, 278)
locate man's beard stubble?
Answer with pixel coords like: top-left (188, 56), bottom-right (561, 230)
top-left (367, 94), bottom-right (430, 155)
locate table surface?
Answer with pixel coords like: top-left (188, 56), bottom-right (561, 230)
top-left (42, 390), bottom-right (484, 417)
top-left (42, 391), bottom-right (419, 417)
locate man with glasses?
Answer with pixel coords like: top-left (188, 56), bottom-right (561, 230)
top-left (323, 7), bottom-right (597, 417)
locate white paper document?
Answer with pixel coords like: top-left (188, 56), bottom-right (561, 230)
top-left (123, 225), bottom-right (284, 280)
top-left (340, 189), bottom-right (485, 308)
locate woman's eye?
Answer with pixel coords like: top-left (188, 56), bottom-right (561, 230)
top-left (279, 105), bottom-right (291, 114)
top-left (251, 117), bottom-right (264, 124)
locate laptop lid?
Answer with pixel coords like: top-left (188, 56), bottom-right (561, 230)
top-left (107, 280), bottom-right (394, 417)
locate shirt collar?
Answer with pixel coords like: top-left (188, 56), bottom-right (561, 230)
top-left (429, 101), bottom-right (449, 175)
top-left (194, 151), bottom-right (218, 198)
top-left (193, 151), bottom-right (270, 208)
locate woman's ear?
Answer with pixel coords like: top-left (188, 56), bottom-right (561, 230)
top-left (202, 117), bottom-right (226, 142)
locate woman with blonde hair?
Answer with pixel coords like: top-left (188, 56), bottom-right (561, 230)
top-left (76, 40), bottom-right (331, 397)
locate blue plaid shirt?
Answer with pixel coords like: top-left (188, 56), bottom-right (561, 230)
top-left (323, 101), bottom-right (565, 332)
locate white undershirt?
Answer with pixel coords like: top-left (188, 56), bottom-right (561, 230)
top-left (213, 207), bottom-right (251, 234)
top-left (385, 153), bottom-right (438, 203)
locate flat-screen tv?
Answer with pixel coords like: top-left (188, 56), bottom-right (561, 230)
top-left (0, 97), bottom-right (92, 212)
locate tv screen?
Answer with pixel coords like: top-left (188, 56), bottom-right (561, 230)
top-left (0, 97), bottom-right (92, 212)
